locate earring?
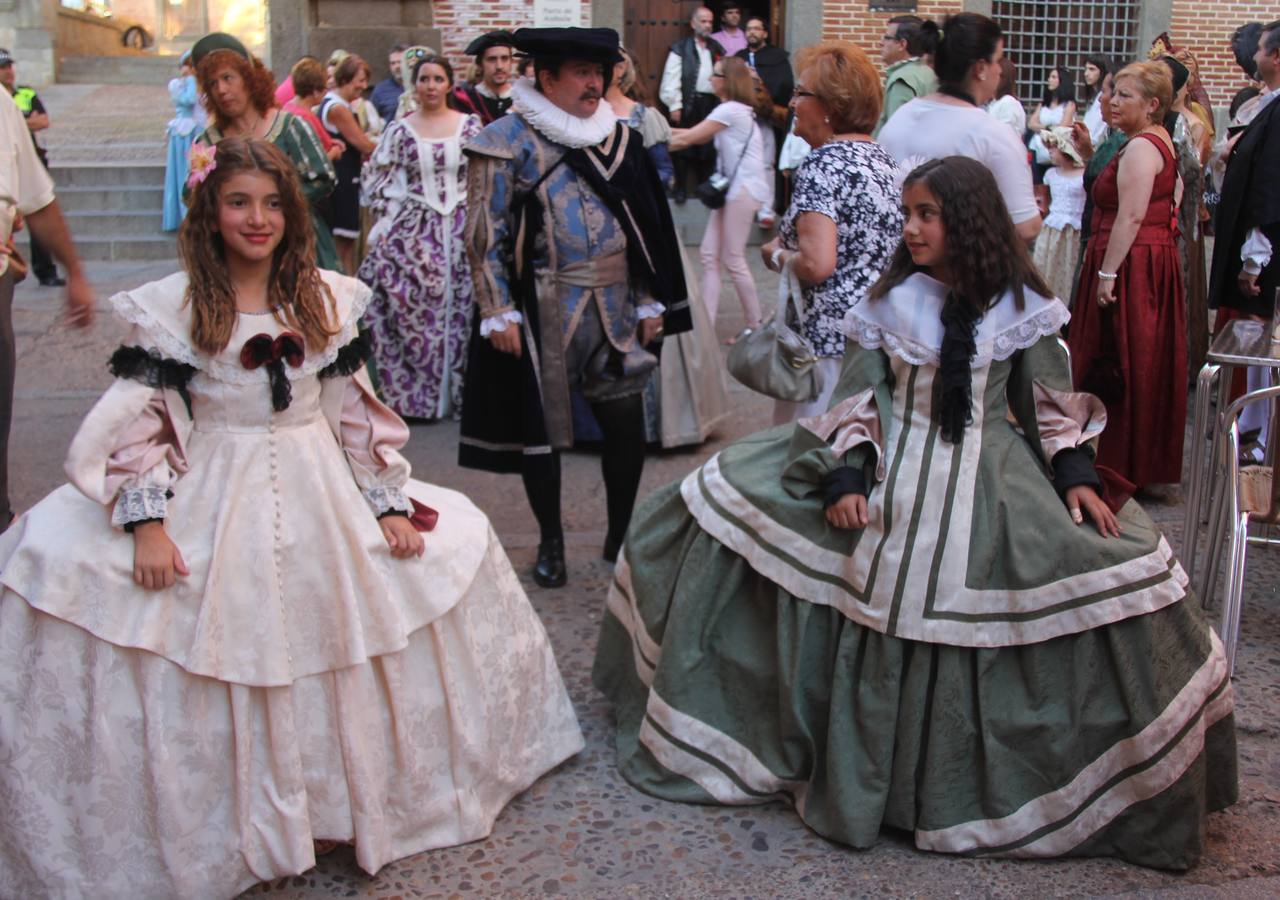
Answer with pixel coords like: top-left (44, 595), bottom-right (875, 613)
top-left (824, 116), bottom-right (830, 124)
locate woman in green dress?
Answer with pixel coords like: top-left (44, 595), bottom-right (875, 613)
top-left (190, 32), bottom-right (343, 272)
top-left (593, 156), bottom-right (1236, 870)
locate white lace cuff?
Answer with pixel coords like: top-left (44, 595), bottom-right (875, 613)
top-left (111, 485), bottom-right (168, 527)
top-left (636, 303), bottom-right (666, 320)
top-left (480, 310), bottom-right (523, 337)
top-left (1242, 227), bottom-right (1273, 275)
top-left (365, 484), bottom-right (413, 517)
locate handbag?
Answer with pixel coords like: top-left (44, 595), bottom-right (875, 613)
top-left (695, 113), bottom-right (753, 210)
top-left (726, 260), bottom-right (824, 402)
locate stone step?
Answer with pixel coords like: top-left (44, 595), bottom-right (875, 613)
top-left (65, 209), bottom-right (165, 238)
top-left (57, 54), bottom-right (182, 86)
top-left (53, 184), bottom-right (166, 213)
top-left (73, 235), bottom-right (177, 262)
top-left (48, 163), bottom-right (165, 188)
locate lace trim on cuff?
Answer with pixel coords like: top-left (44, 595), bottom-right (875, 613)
top-left (112, 485), bottom-right (169, 527)
top-left (480, 310), bottom-right (523, 338)
top-left (636, 303), bottom-right (666, 320)
top-left (365, 484), bottom-right (413, 517)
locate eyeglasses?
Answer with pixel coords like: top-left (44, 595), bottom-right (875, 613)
top-left (792, 88), bottom-right (815, 99)
top-left (882, 34), bottom-right (902, 42)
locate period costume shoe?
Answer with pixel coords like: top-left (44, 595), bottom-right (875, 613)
top-left (602, 533), bottom-right (623, 564)
top-left (533, 537), bottom-right (567, 588)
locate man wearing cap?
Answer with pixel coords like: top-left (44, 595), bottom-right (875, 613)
top-left (461, 27), bottom-right (690, 588)
top-left (660, 7), bottom-right (724, 202)
top-left (710, 3), bottom-right (748, 57)
top-left (0, 84), bottom-right (94, 526)
top-left (0, 49), bottom-right (61, 287)
top-left (453, 31), bottom-right (517, 125)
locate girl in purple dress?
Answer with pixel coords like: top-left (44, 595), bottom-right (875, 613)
top-left (358, 56), bottom-right (482, 419)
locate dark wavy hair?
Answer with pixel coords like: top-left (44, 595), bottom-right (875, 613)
top-left (197, 49), bottom-right (278, 131)
top-left (1081, 54), bottom-right (1111, 102)
top-left (922, 13), bottom-right (1002, 98)
top-left (1042, 65), bottom-right (1075, 106)
top-left (869, 157), bottom-right (1053, 442)
top-left (179, 138), bottom-right (337, 356)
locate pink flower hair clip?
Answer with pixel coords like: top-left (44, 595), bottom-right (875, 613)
top-left (186, 141), bottom-right (218, 189)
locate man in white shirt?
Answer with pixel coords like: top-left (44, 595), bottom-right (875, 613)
top-left (0, 85), bottom-right (93, 525)
top-left (659, 6), bottom-right (724, 202)
top-left (710, 3), bottom-right (748, 57)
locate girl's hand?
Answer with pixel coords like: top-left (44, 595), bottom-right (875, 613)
top-left (132, 521), bottom-right (189, 589)
top-left (1065, 485), bottom-right (1121, 538)
top-left (825, 493), bottom-right (869, 530)
top-left (760, 236), bottom-right (781, 270)
top-left (1096, 278), bottom-right (1116, 308)
top-left (380, 514), bottom-right (425, 558)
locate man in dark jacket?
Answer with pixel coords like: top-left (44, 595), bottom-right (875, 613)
top-left (1209, 19), bottom-right (1280, 462)
top-left (452, 31), bottom-right (517, 125)
top-left (737, 18), bottom-right (792, 226)
top-left (659, 6), bottom-right (724, 202)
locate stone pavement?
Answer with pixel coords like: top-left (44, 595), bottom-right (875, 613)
top-left (7, 256), bottom-right (1280, 900)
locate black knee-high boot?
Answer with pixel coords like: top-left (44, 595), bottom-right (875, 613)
top-left (522, 452), bottom-right (566, 587)
top-left (591, 393), bottom-right (647, 562)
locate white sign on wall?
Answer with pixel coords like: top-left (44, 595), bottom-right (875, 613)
top-left (533, 0), bottom-right (588, 27)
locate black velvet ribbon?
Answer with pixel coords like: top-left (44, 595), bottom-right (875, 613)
top-left (317, 332), bottom-right (372, 379)
top-left (108, 345), bottom-right (197, 416)
top-left (240, 332), bottom-right (304, 411)
top-left (937, 297), bottom-right (980, 444)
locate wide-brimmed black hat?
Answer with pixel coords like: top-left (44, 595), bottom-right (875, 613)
top-left (511, 27), bottom-right (622, 65)
top-left (190, 32), bottom-right (250, 68)
top-left (464, 30), bottom-right (517, 58)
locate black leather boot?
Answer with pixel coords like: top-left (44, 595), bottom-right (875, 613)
top-left (533, 537), bottom-right (567, 588)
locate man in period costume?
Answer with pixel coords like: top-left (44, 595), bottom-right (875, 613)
top-left (452, 31), bottom-right (517, 125)
top-left (461, 27), bottom-right (689, 588)
top-left (1209, 18), bottom-right (1280, 463)
top-left (874, 15), bottom-right (938, 136)
top-left (659, 7), bottom-right (724, 202)
top-left (736, 18), bottom-right (793, 225)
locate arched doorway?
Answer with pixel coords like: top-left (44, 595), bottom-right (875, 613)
top-left (625, 0), bottom-right (786, 114)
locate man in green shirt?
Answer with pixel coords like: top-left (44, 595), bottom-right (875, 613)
top-left (873, 15), bottom-right (938, 137)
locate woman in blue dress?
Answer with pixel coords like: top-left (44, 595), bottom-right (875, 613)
top-left (162, 51), bottom-right (203, 232)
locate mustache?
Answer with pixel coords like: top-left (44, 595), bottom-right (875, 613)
top-left (580, 91), bottom-right (601, 100)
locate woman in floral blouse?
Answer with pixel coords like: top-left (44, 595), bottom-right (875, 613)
top-left (762, 41), bottom-right (903, 423)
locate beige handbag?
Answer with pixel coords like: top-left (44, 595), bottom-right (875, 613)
top-left (726, 260), bottom-right (823, 402)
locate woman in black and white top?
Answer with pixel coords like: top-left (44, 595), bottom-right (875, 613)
top-left (671, 56), bottom-right (770, 339)
top-left (761, 41), bottom-right (903, 423)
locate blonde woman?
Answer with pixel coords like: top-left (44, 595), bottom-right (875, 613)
top-left (671, 56), bottom-right (770, 339)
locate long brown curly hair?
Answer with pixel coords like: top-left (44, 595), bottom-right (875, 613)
top-left (178, 138), bottom-right (337, 356)
top-left (869, 156), bottom-right (1052, 314)
top-left (197, 49), bottom-right (278, 131)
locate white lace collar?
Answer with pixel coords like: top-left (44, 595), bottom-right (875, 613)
top-left (476, 81), bottom-right (512, 100)
top-left (841, 272), bottom-right (1070, 367)
top-left (511, 77), bottom-right (618, 149)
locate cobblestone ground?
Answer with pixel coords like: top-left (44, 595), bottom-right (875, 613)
top-left (9, 252), bottom-right (1279, 900)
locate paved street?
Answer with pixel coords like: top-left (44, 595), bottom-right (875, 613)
top-left (7, 252), bottom-right (1280, 900)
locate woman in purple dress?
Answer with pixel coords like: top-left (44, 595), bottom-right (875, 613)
top-left (358, 55), bottom-right (481, 419)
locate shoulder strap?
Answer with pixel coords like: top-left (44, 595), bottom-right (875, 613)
top-left (720, 109), bottom-right (755, 183)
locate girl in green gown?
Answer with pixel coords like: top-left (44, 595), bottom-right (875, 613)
top-left (593, 156), bottom-right (1236, 870)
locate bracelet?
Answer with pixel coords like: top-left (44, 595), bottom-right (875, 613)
top-left (771, 248), bottom-right (787, 270)
top-left (1097, 270), bottom-right (1118, 281)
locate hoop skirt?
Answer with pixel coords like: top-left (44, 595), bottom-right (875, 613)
top-left (593, 274), bottom-right (1236, 869)
top-left (0, 271), bottom-right (583, 897)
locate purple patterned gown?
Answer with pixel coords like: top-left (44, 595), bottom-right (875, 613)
top-left (358, 113), bottom-right (482, 419)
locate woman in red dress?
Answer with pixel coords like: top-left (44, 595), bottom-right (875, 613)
top-left (1069, 61), bottom-right (1184, 491)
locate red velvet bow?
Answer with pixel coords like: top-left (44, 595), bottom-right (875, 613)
top-left (240, 332), bottom-right (305, 412)
top-left (240, 332), bottom-right (305, 370)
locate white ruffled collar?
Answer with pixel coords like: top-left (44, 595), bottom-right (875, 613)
top-left (511, 77), bottom-right (618, 149)
top-left (841, 272), bottom-right (1069, 367)
top-left (109, 269), bottom-right (371, 386)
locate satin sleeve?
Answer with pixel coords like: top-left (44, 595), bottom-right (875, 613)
top-left (65, 379), bottom-right (189, 528)
top-left (463, 150), bottom-right (517, 319)
top-left (324, 367), bottom-right (414, 517)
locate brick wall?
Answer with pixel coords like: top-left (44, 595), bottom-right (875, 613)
top-left (1169, 0), bottom-right (1271, 116)
top-left (432, 0), bottom-right (593, 73)
top-left (820, 1), bottom-right (963, 74)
